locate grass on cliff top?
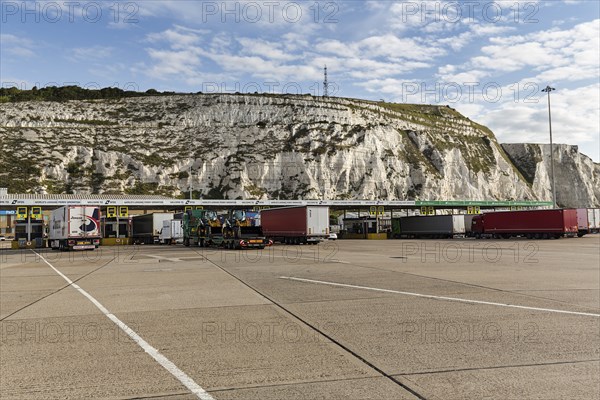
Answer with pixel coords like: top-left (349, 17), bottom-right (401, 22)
top-left (0, 86), bottom-right (181, 103)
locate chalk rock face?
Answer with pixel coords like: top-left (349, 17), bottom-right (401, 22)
top-left (502, 143), bottom-right (600, 208)
top-left (0, 93), bottom-right (596, 206)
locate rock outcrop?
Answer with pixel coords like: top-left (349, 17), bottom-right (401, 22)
top-left (502, 143), bottom-right (600, 208)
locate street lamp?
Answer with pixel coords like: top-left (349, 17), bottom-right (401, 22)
top-left (189, 167), bottom-right (193, 200)
top-left (541, 85), bottom-right (557, 209)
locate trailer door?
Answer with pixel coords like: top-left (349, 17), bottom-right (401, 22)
top-left (307, 207), bottom-right (329, 236)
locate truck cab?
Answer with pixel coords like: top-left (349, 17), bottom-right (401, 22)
top-left (471, 215), bottom-right (484, 237)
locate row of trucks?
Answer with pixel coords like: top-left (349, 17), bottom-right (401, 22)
top-left (45, 205), bottom-right (599, 251)
top-left (181, 206), bottom-right (330, 249)
top-left (392, 208), bottom-right (600, 239)
top-left (48, 205), bottom-right (330, 251)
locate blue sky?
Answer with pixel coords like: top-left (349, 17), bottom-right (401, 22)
top-left (1, 0), bottom-right (599, 161)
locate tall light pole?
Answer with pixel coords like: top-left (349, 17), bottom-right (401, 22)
top-left (542, 85), bottom-right (557, 208)
top-left (189, 167), bottom-right (193, 200)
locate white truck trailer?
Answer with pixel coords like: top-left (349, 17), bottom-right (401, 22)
top-left (159, 219), bottom-right (183, 245)
top-left (49, 206), bottom-right (101, 250)
top-left (395, 215), bottom-right (466, 239)
top-left (587, 208), bottom-right (600, 234)
top-left (132, 213), bottom-right (174, 244)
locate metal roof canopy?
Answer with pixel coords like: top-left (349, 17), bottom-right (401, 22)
top-left (0, 195), bottom-right (553, 209)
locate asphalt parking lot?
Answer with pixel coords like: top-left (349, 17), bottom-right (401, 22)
top-left (1, 237), bottom-right (599, 399)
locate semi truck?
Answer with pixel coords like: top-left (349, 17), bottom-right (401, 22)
top-left (183, 209), bottom-right (271, 249)
top-left (49, 206), bottom-right (101, 251)
top-left (260, 206), bottom-right (329, 244)
top-left (159, 219), bottom-right (183, 244)
top-left (588, 208), bottom-right (600, 234)
top-left (471, 209), bottom-right (578, 239)
top-left (391, 215), bottom-right (466, 239)
top-left (132, 213), bottom-right (174, 244)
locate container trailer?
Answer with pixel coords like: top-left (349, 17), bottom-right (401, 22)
top-left (132, 213), bottom-right (174, 244)
top-left (471, 209), bottom-right (578, 239)
top-left (159, 219), bottom-right (183, 244)
top-left (49, 206), bottom-right (101, 250)
top-left (392, 215), bottom-right (466, 239)
top-left (575, 209), bottom-right (589, 237)
top-left (260, 206), bottom-right (329, 244)
top-left (587, 208), bottom-right (600, 234)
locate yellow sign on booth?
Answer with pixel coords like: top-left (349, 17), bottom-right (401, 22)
top-left (118, 206), bottom-right (129, 218)
top-left (106, 206), bottom-right (117, 218)
top-left (16, 207), bottom-right (28, 220)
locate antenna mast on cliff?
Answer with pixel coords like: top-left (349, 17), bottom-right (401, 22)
top-left (323, 65), bottom-right (329, 98)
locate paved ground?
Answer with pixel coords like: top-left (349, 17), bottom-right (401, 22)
top-left (1, 236), bottom-right (599, 399)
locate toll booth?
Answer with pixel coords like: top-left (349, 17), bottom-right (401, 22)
top-left (13, 206), bottom-right (45, 248)
top-left (101, 206), bottom-right (131, 239)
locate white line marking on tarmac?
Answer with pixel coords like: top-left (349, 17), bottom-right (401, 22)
top-left (268, 255), bottom-right (351, 264)
top-left (33, 251), bottom-right (214, 400)
top-left (280, 276), bottom-right (600, 318)
top-left (144, 254), bottom-right (184, 262)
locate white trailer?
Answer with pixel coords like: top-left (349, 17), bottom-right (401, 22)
top-left (132, 213), bottom-right (174, 244)
top-left (49, 206), bottom-right (101, 250)
top-left (159, 219), bottom-right (183, 244)
top-left (397, 215), bottom-right (466, 239)
top-left (588, 208), bottom-right (600, 233)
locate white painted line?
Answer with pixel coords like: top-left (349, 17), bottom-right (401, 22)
top-left (280, 276), bottom-right (600, 318)
top-left (268, 255), bottom-right (350, 264)
top-left (33, 251), bottom-right (214, 400)
top-left (144, 254), bottom-right (184, 262)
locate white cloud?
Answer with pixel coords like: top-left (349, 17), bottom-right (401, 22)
top-left (238, 38), bottom-right (299, 62)
top-left (69, 46), bottom-right (114, 62)
top-left (0, 33), bottom-right (35, 58)
top-left (473, 83), bottom-right (600, 160)
top-left (439, 19), bottom-right (599, 86)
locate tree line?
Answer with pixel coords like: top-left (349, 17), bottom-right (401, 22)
top-left (0, 86), bottom-right (177, 103)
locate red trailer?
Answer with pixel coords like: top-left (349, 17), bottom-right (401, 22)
top-left (575, 208), bottom-right (590, 237)
top-left (260, 206), bottom-right (329, 244)
top-left (471, 209), bottom-right (578, 239)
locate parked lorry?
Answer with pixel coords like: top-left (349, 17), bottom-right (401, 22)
top-left (391, 215), bottom-right (466, 239)
top-left (132, 213), bottom-right (174, 244)
top-left (260, 206), bottom-right (329, 244)
top-left (183, 209), bottom-right (271, 249)
top-left (575, 209), bottom-right (589, 237)
top-left (471, 209), bottom-right (578, 239)
top-left (588, 208), bottom-right (600, 234)
top-left (159, 219), bottom-right (183, 244)
top-left (49, 206), bottom-right (101, 250)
